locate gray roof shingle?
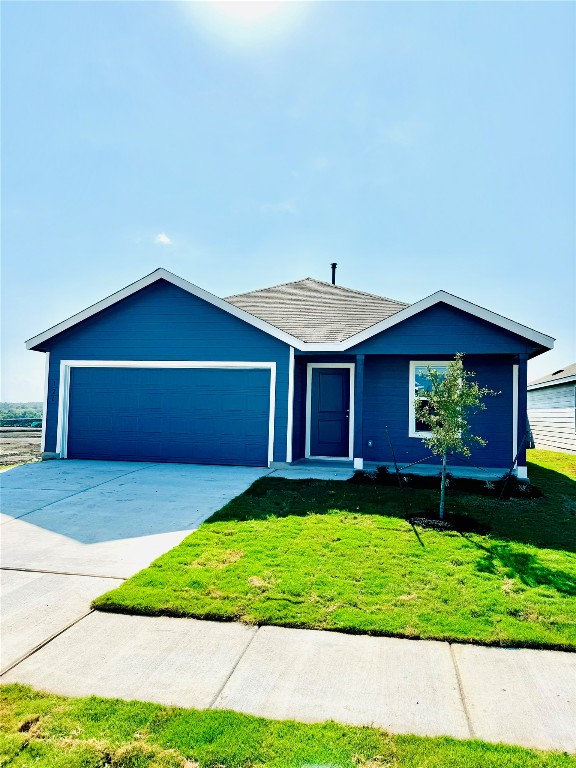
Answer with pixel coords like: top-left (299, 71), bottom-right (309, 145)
top-left (226, 278), bottom-right (409, 343)
top-left (528, 363), bottom-right (576, 388)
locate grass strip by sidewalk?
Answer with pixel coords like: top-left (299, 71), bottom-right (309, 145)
top-left (1, 684), bottom-right (575, 768)
top-left (93, 450), bottom-right (576, 650)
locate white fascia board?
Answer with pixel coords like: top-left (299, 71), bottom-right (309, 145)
top-left (528, 375), bottom-right (576, 390)
top-left (26, 274), bottom-right (556, 354)
top-left (328, 291), bottom-right (555, 351)
top-left (25, 268), bottom-right (306, 351)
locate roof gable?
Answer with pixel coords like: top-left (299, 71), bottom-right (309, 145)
top-left (26, 269), bottom-right (555, 353)
top-left (39, 279), bottom-right (292, 352)
top-left (26, 269), bottom-right (304, 351)
top-left (347, 301), bottom-right (542, 355)
top-left (338, 291), bottom-right (554, 353)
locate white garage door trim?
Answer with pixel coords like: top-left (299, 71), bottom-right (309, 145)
top-left (56, 360), bottom-right (277, 465)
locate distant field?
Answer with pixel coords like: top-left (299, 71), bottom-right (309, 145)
top-left (0, 427), bottom-right (41, 467)
top-left (0, 402), bottom-right (43, 467)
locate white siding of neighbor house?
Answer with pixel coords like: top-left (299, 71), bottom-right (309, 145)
top-left (528, 383), bottom-right (576, 454)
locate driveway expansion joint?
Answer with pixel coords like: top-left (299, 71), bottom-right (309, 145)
top-left (1, 566), bottom-right (126, 581)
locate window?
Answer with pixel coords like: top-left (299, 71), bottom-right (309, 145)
top-left (409, 361), bottom-right (448, 437)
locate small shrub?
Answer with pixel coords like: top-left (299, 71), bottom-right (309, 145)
top-left (494, 474), bottom-right (543, 500)
top-left (349, 469), bottom-right (378, 485)
top-left (347, 467), bottom-right (542, 499)
top-left (375, 464), bottom-right (392, 483)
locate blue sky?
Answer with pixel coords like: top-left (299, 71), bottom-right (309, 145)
top-left (2, 1), bottom-right (574, 400)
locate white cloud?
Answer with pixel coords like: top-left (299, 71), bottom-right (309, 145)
top-left (154, 233), bottom-right (173, 245)
top-left (260, 200), bottom-right (297, 215)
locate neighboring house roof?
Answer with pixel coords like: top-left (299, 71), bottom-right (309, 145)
top-left (25, 267), bottom-right (555, 353)
top-left (226, 278), bottom-right (409, 343)
top-left (528, 363), bottom-right (576, 390)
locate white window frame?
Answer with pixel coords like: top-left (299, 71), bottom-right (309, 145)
top-left (56, 360), bottom-right (277, 466)
top-left (409, 360), bottom-right (450, 438)
top-left (305, 362), bottom-right (355, 460)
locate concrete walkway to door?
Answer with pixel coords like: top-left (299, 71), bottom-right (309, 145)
top-left (1, 460), bottom-right (575, 755)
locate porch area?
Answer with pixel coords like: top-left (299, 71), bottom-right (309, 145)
top-left (271, 458), bottom-right (512, 482)
top-left (289, 353), bottom-right (526, 479)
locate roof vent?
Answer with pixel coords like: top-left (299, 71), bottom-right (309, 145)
top-left (331, 262), bottom-right (337, 285)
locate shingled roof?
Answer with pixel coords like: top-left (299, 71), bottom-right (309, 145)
top-left (226, 278), bottom-right (409, 343)
top-left (528, 363), bottom-right (576, 388)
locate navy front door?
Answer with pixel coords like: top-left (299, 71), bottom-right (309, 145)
top-left (309, 367), bottom-right (351, 457)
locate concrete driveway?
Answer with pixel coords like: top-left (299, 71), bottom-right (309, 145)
top-left (0, 460), bottom-right (271, 672)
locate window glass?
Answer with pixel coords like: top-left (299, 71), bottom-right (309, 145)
top-left (413, 365), bottom-right (448, 433)
top-left (414, 365), bottom-right (448, 395)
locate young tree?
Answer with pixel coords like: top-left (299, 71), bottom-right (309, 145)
top-left (414, 353), bottom-right (498, 519)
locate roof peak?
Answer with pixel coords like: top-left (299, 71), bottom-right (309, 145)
top-left (226, 276), bottom-right (407, 306)
top-left (225, 278), bottom-right (315, 299)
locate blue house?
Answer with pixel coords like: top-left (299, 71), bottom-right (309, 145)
top-left (26, 268), bottom-right (554, 479)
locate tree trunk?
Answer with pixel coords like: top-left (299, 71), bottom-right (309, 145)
top-left (439, 451), bottom-right (447, 520)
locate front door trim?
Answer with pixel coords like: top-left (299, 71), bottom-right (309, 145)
top-left (305, 362), bottom-right (355, 460)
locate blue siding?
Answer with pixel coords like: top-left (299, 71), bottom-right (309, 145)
top-left (349, 304), bottom-right (537, 356)
top-left (43, 280), bottom-right (290, 461)
top-left (353, 355), bottom-right (365, 458)
top-left (362, 355), bottom-right (515, 469)
top-left (291, 357), bottom-right (307, 461)
top-left (345, 302), bottom-right (533, 469)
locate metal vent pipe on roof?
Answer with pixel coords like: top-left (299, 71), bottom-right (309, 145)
top-left (331, 262), bottom-right (337, 285)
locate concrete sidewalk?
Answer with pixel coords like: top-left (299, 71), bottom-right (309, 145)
top-left (2, 611), bottom-right (575, 754)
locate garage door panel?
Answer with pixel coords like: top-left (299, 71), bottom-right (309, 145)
top-left (66, 367), bottom-right (271, 466)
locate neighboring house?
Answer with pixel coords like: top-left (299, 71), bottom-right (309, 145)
top-left (26, 268), bottom-right (555, 478)
top-left (528, 364), bottom-right (576, 454)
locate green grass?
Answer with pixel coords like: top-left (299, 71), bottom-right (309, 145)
top-left (94, 449), bottom-right (576, 650)
top-left (1, 684), bottom-right (574, 768)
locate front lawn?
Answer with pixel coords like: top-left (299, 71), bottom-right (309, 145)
top-left (2, 684), bottom-right (575, 768)
top-left (94, 449), bottom-right (576, 650)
